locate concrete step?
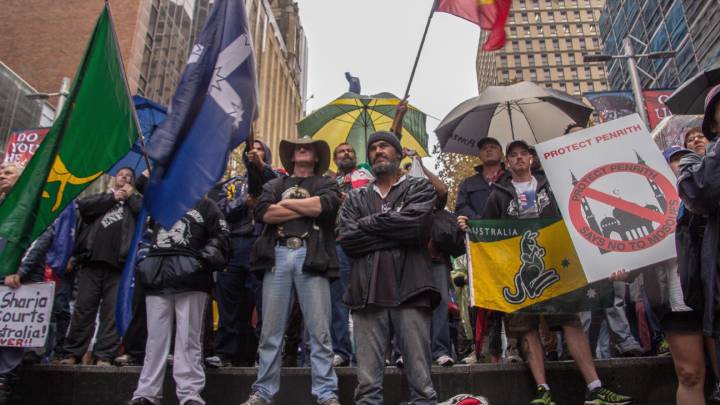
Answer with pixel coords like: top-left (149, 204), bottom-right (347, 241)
top-left (14, 357), bottom-right (683, 404)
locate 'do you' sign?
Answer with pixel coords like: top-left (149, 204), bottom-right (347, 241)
top-left (535, 114), bottom-right (679, 282)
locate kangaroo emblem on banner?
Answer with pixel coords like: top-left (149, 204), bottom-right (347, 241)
top-left (42, 156), bottom-right (103, 212)
top-left (503, 230), bottom-right (560, 304)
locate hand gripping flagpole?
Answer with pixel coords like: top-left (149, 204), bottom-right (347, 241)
top-left (403, 0), bottom-right (440, 101)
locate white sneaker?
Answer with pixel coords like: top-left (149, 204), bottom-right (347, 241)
top-left (461, 352), bottom-right (478, 364)
top-left (435, 355), bottom-right (454, 367)
top-left (332, 354), bottom-right (348, 367)
top-left (395, 356), bottom-right (404, 368)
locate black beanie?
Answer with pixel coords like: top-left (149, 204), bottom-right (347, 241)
top-left (366, 131), bottom-right (403, 161)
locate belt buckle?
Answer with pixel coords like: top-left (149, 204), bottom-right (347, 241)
top-left (286, 237), bottom-right (303, 249)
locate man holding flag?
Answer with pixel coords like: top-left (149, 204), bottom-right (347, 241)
top-left (482, 140), bottom-right (632, 405)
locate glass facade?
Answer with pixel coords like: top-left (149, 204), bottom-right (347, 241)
top-left (0, 62), bottom-right (54, 152)
top-left (598, 0), bottom-right (720, 91)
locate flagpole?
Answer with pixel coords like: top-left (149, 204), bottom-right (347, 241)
top-left (403, 0), bottom-right (440, 101)
top-left (105, 0), bottom-right (153, 175)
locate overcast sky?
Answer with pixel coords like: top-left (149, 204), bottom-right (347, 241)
top-left (296, 0), bottom-right (482, 170)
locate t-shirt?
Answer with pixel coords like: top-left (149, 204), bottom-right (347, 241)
top-left (276, 177), bottom-right (317, 239)
top-left (512, 176), bottom-right (539, 219)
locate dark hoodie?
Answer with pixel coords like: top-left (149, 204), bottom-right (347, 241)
top-left (216, 140), bottom-right (279, 267)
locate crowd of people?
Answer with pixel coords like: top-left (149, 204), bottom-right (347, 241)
top-left (1, 88), bottom-right (720, 405)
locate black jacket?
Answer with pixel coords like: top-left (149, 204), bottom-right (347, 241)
top-left (251, 175), bottom-right (341, 277)
top-left (482, 174), bottom-right (560, 219)
top-left (13, 228), bottom-right (55, 284)
top-left (678, 139), bottom-right (720, 336)
top-left (73, 192), bottom-right (142, 269)
top-left (136, 197), bottom-right (230, 295)
top-left (338, 176), bottom-right (440, 309)
top-left (456, 166), bottom-right (508, 219)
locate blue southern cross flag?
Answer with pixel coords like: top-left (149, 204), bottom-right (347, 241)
top-left (143, 0), bottom-right (258, 229)
top-left (117, 0), bottom-right (257, 336)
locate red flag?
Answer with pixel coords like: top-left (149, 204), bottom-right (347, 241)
top-left (436, 0), bottom-right (512, 51)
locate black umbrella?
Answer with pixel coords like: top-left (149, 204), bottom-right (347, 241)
top-left (665, 60), bottom-right (720, 114)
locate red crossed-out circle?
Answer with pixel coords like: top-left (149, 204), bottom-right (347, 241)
top-left (568, 162), bottom-right (680, 253)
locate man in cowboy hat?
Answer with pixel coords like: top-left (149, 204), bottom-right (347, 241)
top-left (241, 136), bottom-right (342, 405)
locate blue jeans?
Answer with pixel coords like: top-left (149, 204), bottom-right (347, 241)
top-left (430, 261), bottom-right (451, 360)
top-left (251, 246), bottom-right (338, 402)
top-left (330, 245), bottom-right (352, 362)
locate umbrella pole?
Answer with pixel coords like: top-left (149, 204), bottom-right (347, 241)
top-left (403, 0), bottom-right (439, 100)
top-left (507, 101), bottom-right (516, 140)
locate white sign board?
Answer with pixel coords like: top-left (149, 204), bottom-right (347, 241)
top-left (535, 114), bottom-right (679, 281)
top-left (0, 282), bottom-right (55, 347)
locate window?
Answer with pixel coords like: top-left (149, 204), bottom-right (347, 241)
top-left (510, 26), bottom-right (517, 36)
top-left (532, 0), bottom-right (539, 9)
top-left (512, 41), bottom-right (519, 51)
top-left (500, 55), bottom-right (508, 67)
top-left (558, 69), bottom-right (565, 80)
top-left (560, 11), bottom-right (567, 21)
top-left (514, 55), bottom-right (521, 65)
top-left (553, 39), bottom-right (560, 49)
top-left (540, 40), bottom-right (547, 51)
top-left (543, 68), bottom-right (550, 79)
top-left (571, 68), bottom-right (578, 79)
top-left (541, 55), bottom-right (548, 65)
top-left (531, 70), bottom-right (537, 81)
top-left (522, 12), bottom-right (529, 23)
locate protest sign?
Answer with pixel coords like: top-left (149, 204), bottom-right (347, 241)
top-left (0, 282), bottom-right (54, 347)
top-left (4, 128), bottom-right (50, 165)
top-left (535, 114), bottom-right (679, 281)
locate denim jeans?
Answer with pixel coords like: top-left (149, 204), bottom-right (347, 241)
top-left (430, 262), bottom-right (451, 360)
top-left (251, 246), bottom-right (338, 403)
top-left (581, 282), bottom-right (642, 356)
top-left (353, 306), bottom-right (437, 405)
top-left (330, 245), bottom-right (352, 362)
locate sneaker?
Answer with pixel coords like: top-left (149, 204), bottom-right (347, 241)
top-left (240, 392), bottom-right (272, 405)
top-left (530, 385), bottom-right (554, 405)
top-left (460, 352), bottom-right (477, 365)
top-left (22, 351), bottom-right (41, 365)
top-left (332, 355), bottom-right (349, 367)
top-left (585, 387), bottom-right (632, 404)
top-left (127, 398), bottom-right (154, 405)
top-left (205, 355), bottom-right (232, 368)
top-left (709, 381), bottom-right (720, 403)
top-left (58, 355), bottom-right (78, 365)
top-left (114, 354), bottom-right (140, 366)
top-left (435, 355), bottom-right (454, 367)
top-left (504, 347), bottom-right (522, 363)
top-left (318, 398), bottom-right (341, 405)
top-left (96, 359), bottom-right (113, 367)
top-left (395, 356), bottom-right (404, 368)
top-left (656, 339), bottom-right (671, 357)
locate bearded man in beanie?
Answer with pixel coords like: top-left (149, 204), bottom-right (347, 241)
top-left (338, 131), bottom-right (439, 405)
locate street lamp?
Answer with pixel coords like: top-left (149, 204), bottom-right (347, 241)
top-left (583, 37), bottom-right (676, 128)
top-left (24, 77), bottom-right (70, 119)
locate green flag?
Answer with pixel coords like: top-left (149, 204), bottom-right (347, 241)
top-left (0, 4), bottom-right (139, 276)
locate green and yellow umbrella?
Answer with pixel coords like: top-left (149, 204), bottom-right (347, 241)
top-left (297, 92), bottom-right (429, 172)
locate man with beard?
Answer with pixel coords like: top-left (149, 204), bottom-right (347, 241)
top-left (339, 131), bottom-right (439, 404)
top-left (330, 143), bottom-right (373, 367)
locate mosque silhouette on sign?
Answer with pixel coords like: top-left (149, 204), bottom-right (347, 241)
top-left (571, 152), bottom-right (667, 254)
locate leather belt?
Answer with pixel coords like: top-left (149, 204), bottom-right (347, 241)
top-left (277, 236), bottom-right (305, 249)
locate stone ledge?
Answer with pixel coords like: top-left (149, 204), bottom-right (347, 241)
top-left (15, 357), bottom-right (683, 404)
